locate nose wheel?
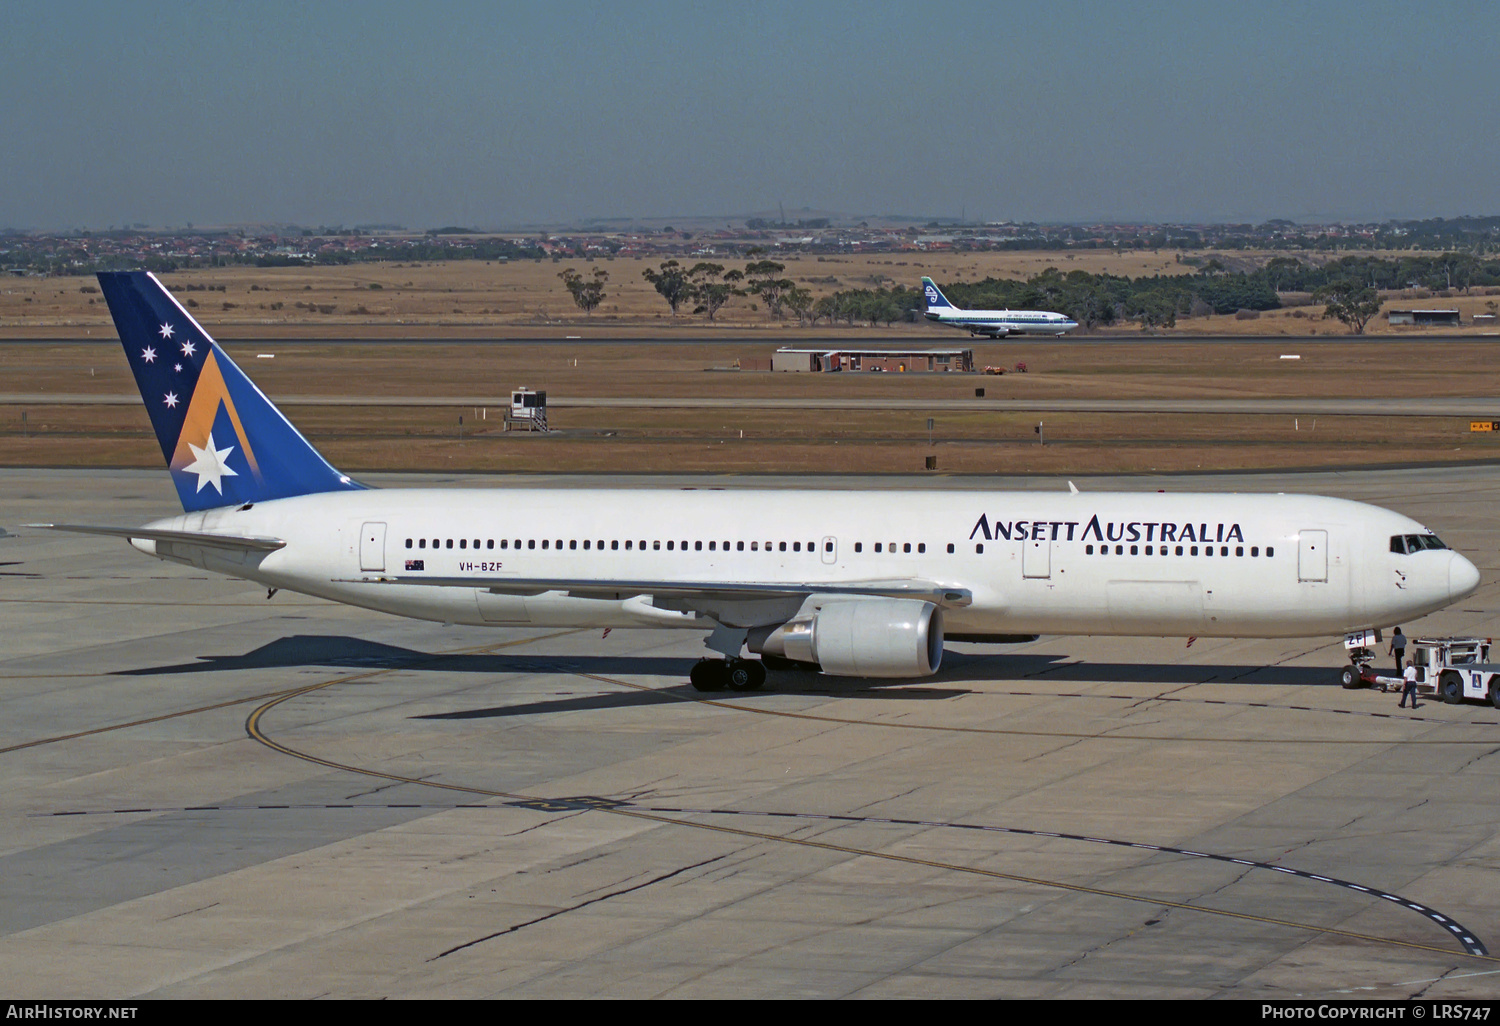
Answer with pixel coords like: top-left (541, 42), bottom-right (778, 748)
top-left (690, 658), bottom-right (766, 692)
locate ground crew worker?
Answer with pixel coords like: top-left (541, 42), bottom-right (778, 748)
top-left (1399, 658), bottom-right (1420, 710)
top-left (1389, 627), bottom-right (1406, 676)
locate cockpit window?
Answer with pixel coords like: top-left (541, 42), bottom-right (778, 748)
top-left (1391, 534), bottom-right (1448, 554)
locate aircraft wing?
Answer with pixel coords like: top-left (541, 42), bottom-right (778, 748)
top-left (26, 523), bottom-right (287, 553)
top-left (342, 573), bottom-right (973, 608)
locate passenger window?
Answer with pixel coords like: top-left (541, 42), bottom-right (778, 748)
top-left (487, 540), bottom-right (494, 549)
top-left (612, 540), bottom-right (619, 550)
top-left (695, 541), bottom-right (703, 551)
top-left (793, 542), bottom-right (801, 551)
top-left (946, 543), bottom-right (953, 553)
top-left (570, 540), bottom-right (577, 550)
top-left (779, 542), bottom-right (787, 552)
top-left (528, 540), bottom-right (535, 549)
top-left (1145, 545), bottom-right (1152, 555)
top-left (855, 543), bottom-right (863, 553)
top-left (1267, 547), bottom-right (1274, 557)
top-left (1205, 547), bottom-right (1213, 557)
top-left (751, 541), bottom-right (758, 551)
top-left (1130, 545), bottom-right (1138, 555)
top-left (737, 542), bottom-right (744, 551)
top-left (1220, 546), bottom-right (1228, 556)
top-left (625, 540), bottom-right (633, 550)
top-left (918, 543), bottom-right (925, 553)
top-left (976, 543), bottom-right (984, 554)
top-left (874, 543), bottom-right (882, 553)
top-left (1086, 544), bottom-right (1093, 554)
top-left (1175, 545), bottom-right (1183, 555)
top-left (708, 541), bottom-right (716, 551)
top-left (1250, 546), bottom-right (1258, 556)
top-left (419, 538), bottom-right (426, 549)
top-left (460, 539), bottom-right (467, 549)
top-left (582, 540), bottom-right (590, 550)
top-left (904, 543), bottom-right (911, 553)
top-left (666, 541), bottom-right (674, 551)
top-left (446, 539), bottom-right (453, 549)
top-left (542, 540), bottom-right (549, 549)
top-left (1115, 545), bottom-right (1123, 555)
top-left (653, 541), bottom-right (661, 550)
top-left (1236, 546), bottom-right (1243, 556)
top-left (501, 539), bottom-right (508, 549)
top-left (405, 538), bottom-right (412, 549)
top-left (1190, 546), bottom-right (1198, 556)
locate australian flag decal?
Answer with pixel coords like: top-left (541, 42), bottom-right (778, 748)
top-left (405, 559), bottom-right (425, 571)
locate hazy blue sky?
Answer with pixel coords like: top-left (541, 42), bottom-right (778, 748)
top-left (4, 0), bottom-right (1496, 229)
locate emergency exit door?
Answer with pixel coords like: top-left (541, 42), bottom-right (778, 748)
top-left (1298, 529), bottom-right (1327, 582)
top-left (360, 522), bottom-right (386, 573)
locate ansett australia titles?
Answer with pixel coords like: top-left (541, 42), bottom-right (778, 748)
top-left (970, 514), bottom-right (1247, 545)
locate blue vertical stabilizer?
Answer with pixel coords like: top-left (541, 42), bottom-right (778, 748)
top-left (97, 271), bottom-right (364, 511)
top-left (921, 276), bottom-right (955, 310)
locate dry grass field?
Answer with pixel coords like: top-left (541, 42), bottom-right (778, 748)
top-left (3, 337), bottom-right (1500, 475)
top-left (4, 251), bottom-right (1498, 339)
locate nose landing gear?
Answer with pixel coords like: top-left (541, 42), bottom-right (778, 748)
top-left (689, 658), bottom-right (767, 692)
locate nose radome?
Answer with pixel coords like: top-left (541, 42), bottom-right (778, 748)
top-left (1450, 552), bottom-right (1481, 600)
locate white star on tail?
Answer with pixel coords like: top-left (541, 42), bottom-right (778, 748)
top-left (163, 392), bottom-right (179, 408)
top-left (159, 322), bottom-right (174, 339)
top-left (180, 339), bottom-right (196, 357)
top-left (181, 431), bottom-right (238, 494)
top-left (141, 346), bottom-right (156, 363)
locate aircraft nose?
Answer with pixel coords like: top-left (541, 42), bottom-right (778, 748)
top-left (1449, 552), bottom-right (1481, 600)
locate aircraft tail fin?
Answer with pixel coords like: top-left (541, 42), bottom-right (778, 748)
top-left (97, 271), bottom-right (364, 512)
top-left (921, 276), bottom-right (955, 310)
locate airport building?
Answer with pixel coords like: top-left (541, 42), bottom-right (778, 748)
top-left (747, 347), bottom-right (975, 373)
top-left (1387, 308), bottom-right (1461, 326)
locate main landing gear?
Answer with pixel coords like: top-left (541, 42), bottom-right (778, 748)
top-left (690, 658), bottom-right (767, 692)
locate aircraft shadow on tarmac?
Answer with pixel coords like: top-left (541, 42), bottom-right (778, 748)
top-left (112, 635), bottom-right (1338, 721)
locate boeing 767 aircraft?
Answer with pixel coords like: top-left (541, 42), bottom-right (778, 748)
top-left (33, 272), bottom-right (1479, 692)
top-left (921, 276), bottom-right (1078, 337)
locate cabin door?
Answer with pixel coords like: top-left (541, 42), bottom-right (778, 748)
top-left (1022, 537), bottom-right (1051, 579)
top-left (359, 522), bottom-right (386, 573)
top-left (1298, 530), bottom-right (1328, 582)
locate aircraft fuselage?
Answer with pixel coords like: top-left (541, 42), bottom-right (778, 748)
top-left (132, 487), bottom-right (1474, 639)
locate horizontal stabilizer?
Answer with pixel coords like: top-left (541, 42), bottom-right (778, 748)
top-left (26, 523), bottom-right (286, 552)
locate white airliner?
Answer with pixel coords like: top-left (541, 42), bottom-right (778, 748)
top-left (33, 272), bottom-right (1479, 692)
top-left (921, 276), bottom-right (1078, 337)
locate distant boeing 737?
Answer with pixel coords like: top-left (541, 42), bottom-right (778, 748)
top-left (921, 277), bottom-right (1078, 337)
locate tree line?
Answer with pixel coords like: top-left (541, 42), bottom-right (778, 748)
top-left (592, 253), bottom-right (1500, 333)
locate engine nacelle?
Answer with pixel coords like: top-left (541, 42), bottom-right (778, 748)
top-left (749, 599), bottom-right (944, 678)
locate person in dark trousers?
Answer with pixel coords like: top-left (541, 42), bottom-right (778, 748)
top-left (1389, 627), bottom-right (1406, 676)
top-left (1399, 658), bottom-right (1420, 709)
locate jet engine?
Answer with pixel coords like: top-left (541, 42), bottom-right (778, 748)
top-left (748, 598), bottom-right (943, 677)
